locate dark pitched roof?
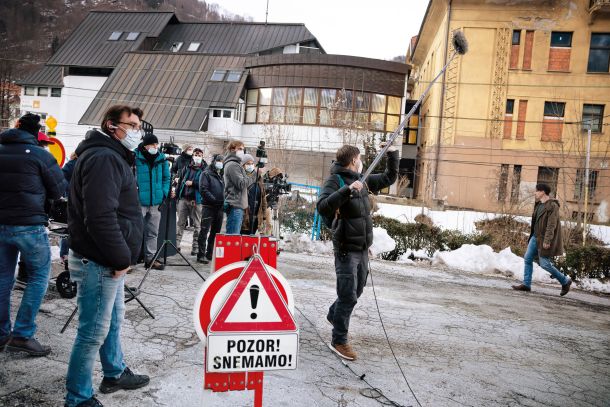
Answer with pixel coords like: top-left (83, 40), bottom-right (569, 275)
top-left (16, 65), bottom-right (64, 87)
top-left (79, 52), bottom-right (246, 131)
top-left (47, 11), bottom-right (177, 68)
top-left (152, 22), bottom-right (322, 54)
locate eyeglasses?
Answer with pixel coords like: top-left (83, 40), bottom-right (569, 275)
top-left (119, 121), bottom-right (142, 131)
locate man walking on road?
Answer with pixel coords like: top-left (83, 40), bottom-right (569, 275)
top-left (513, 183), bottom-right (572, 296)
top-left (317, 143), bottom-right (398, 361)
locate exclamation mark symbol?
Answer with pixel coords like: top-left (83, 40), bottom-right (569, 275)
top-left (250, 285), bottom-right (260, 319)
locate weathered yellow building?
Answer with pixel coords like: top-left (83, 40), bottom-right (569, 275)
top-left (408, 0), bottom-right (610, 222)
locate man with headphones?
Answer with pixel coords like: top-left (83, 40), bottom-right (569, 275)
top-left (65, 105), bottom-right (149, 407)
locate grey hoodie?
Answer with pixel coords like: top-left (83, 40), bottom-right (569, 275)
top-left (223, 153), bottom-right (251, 209)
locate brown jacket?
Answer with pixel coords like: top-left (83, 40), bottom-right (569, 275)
top-left (241, 175), bottom-right (268, 234)
top-left (531, 199), bottom-right (563, 257)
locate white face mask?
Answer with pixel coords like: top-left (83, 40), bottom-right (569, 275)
top-left (354, 159), bottom-right (363, 174)
top-left (214, 162), bottom-right (223, 170)
top-left (147, 147), bottom-right (158, 155)
top-left (185, 150), bottom-right (193, 156)
top-left (193, 156), bottom-right (203, 165)
top-left (245, 164), bottom-right (255, 173)
top-left (236, 150), bottom-right (245, 158)
top-left (118, 128), bottom-right (141, 151)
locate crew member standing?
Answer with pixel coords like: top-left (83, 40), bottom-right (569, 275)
top-left (197, 154), bottom-right (225, 264)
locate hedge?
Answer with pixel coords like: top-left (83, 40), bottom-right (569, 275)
top-left (554, 245), bottom-right (610, 280)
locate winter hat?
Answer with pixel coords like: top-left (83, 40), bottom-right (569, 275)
top-left (268, 167), bottom-right (283, 179)
top-left (16, 113), bottom-right (41, 136)
top-left (193, 147), bottom-right (204, 155)
top-left (213, 154), bottom-right (224, 162)
top-left (142, 133), bottom-right (158, 146)
top-left (241, 153), bottom-right (254, 164)
top-left (182, 143), bottom-right (193, 151)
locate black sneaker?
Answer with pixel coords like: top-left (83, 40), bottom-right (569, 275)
top-left (65, 396), bottom-right (104, 407)
top-left (6, 337), bottom-right (51, 356)
top-left (0, 335), bottom-right (11, 352)
top-left (191, 249), bottom-right (197, 256)
top-left (560, 279), bottom-right (572, 297)
top-left (99, 367), bottom-right (150, 394)
top-left (197, 256), bottom-right (209, 264)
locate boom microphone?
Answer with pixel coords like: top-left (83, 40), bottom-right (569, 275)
top-left (452, 30), bottom-right (468, 55)
top-left (359, 30), bottom-right (469, 184)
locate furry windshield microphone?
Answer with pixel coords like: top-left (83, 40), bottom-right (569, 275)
top-left (452, 30), bottom-right (468, 55)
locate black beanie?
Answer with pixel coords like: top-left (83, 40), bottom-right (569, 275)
top-left (142, 133), bottom-right (159, 146)
top-left (17, 113), bottom-right (41, 136)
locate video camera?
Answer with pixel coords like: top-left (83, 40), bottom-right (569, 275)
top-left (264, 171), bottom-right (291, 208)
top-left (160, 136), bottom-right (182, 156)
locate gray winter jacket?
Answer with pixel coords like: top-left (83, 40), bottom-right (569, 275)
top-left (223, 153), bottom-right (251, 209)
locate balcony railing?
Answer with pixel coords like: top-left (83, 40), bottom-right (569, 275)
top-left (589, 0), bottom-right (610, 13)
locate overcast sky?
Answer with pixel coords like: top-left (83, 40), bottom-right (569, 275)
top-left (217, 0), bottom-right (429, 60)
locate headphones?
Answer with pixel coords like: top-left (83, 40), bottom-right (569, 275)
top-left (108, 123), bottom-right (118, 130)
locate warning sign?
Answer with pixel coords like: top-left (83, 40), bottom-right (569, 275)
top-left (207, 333), bottom-right (298, 373)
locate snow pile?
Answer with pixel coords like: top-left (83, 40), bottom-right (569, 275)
top-left (578, 278), bottom-right (610, 294)
top-left (432, 244), bottom-right (554, 283)
top-left (397, 249), bottom-right (431, 264)
top-left (369, 227), bottom-right (396, 257)
top-left (282, 233), bottom-right (333, 255)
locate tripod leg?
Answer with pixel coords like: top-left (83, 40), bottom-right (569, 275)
top-left (168, 241), bottom-right (206, 281)
top-left (61, 306), bottom-right (78, 334)
top-left (124, 285), bottom-right (155, 319)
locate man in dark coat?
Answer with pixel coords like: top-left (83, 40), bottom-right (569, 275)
top-left (0, 113), bottom-right (67, 356)
top-left (65, 105), bottom-right (149, 407)
top-left (513, 183), bottom-right (572, 296)
top-left (170, 143), bottom-right (193, 176)
top-left (197, 154), bottom-right (225, 263)
top-left (317, 143), bottom-right (399, 361)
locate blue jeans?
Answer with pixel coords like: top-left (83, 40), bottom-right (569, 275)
top-left (0, 224), bottom-right (51, 340)
top-left (65, 251), bottom-right (126, 407)
top-left (225, 207), bottom-right (244, 235)
top-left (523, 236), bottom-right (569, 287)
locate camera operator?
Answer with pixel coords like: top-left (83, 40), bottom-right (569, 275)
top-left (65, 105), bottom-right (149, 407)
top-left (223, 140), bottom-right (251, 234)
top-left (175, 148), bottom-right (205, 255)
top-left (0, 113), bottom-right (67, 356)
top-left (240, 154), bottom-right (267, 235)
top-left (197, 154), bottom-right (225, 264)
top-left (135, 133), bottom-right (170, 270)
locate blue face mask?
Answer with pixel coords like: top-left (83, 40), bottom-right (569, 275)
top-left (215, 162), bottom-right (223, 170)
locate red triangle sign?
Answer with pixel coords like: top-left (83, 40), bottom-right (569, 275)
top-left (209, 255), bottom-right (297, 332)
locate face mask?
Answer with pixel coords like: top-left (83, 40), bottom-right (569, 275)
top-left (147, 147), bottom-right (158, 155)
top-left (185, 150), bottom-right (193, 156)
top-left (193, 156), bottom-right (203, 165)
top-left (215, 162), bottom-right (223, 170)
top-left (245, 164), bottom-right (255, 173)
top-left (118, 128), bottom-right (141, 151)
top-left (236, 150), bottom-right (245, 158)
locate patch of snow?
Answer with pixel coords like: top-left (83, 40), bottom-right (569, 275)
top-left (596, 200), bottom-right (608, 223)
top-left (578, 278), bottom-right (610, 294)
top-left (432, 244), bottom-right (554, 284)
top-left (282, 233), bottom-right (333, 255)
top-left (51, 245), bottom-right (60, 261)
top-left (369, 227), bottom-right (396, 258)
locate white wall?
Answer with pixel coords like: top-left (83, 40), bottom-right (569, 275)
top-left (207, 117), bottom-right (243, 140)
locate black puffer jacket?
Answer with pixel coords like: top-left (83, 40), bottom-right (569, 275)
top-left (0, 128), bottom-right (66, 225)
top-left (317, 150), bottom-right (399, 252)
top-left (199, 166), bottom-right (224, 207)
top-left (68, 130), bottom-right (143, 270)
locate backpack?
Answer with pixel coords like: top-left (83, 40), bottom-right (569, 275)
top-left (321, 174), bottom-right (344, 229)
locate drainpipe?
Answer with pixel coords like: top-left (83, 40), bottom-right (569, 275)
top-left (432, 0), bottom-right (452, 200)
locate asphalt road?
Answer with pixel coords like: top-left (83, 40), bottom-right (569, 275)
top-left (1, 247), bottom-right (609, 407)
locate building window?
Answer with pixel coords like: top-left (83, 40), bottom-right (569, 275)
top-left (51, 88), bottom-right (62, 97)
top-left (210, 69), bottom-right (226, 81)
top-left (498, 164), bottom-right (509, 201)
top-left (506, 99), bottom-right (515, 114)
top-left (582, 104), bottom-right (604, 132)
top-left (510, 165), bottom-right (522, 204)
top-left (226, 71), bottom-right (243, 82)
top-left (537, 167), bottom-right (559, 197)
top-left (37, 87), bottom-right (48, 97)
top-left (187, 42), bottom-right (201, 52)
top-left (24, 86), bottom-right (35, 96)
top-left (550, 32), bottom-right (572, 47)
top-left (212, 109), bottom-right (233, 119)
top-left (213, 110), bottom-right (222, 118)
top-left (223, 110), bottom-right (232, 119)
top-left (574, 169), bottom-right (598, 200)
top-left (512, 30), bottom-right (521, 45)
top-left (587, 33), bottom-right (610, 73)
top-left (125, 32), bottom-right (139, 41)
top-left (108, 31), bottom-right (122, 41)
top-left (170, 42), bottom-right (183, 52)
top-left (543, 101), bottom-right (565, 118)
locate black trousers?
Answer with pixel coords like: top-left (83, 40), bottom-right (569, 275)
top-left (327, 249), bottom-right (369, 345)
top-left (197, 206), bottom-right (224, 259)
